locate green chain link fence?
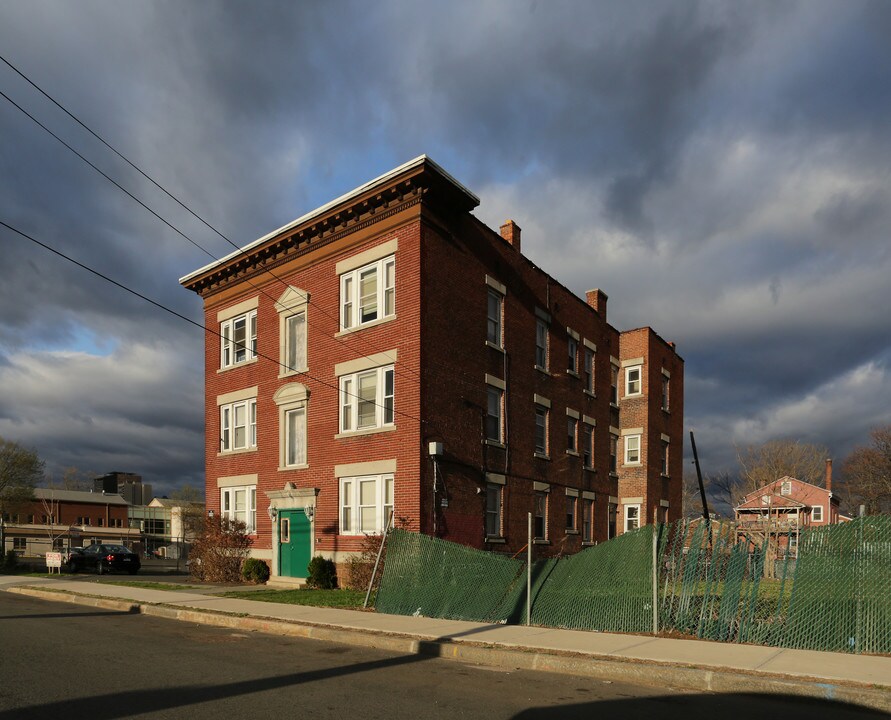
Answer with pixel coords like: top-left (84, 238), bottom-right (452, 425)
top-left (374, 516), bottom-right (891, 655)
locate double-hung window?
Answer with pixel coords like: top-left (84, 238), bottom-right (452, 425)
top-left (339, 474), bottom-right (394, 535)
top-left (534, 491), bottom-right (548, 540)
top-left (624, 434), bottom-right (641, 465)
top-left (340, 256), bottom-right (395, 330)
top-left (581, 422), bottom-right (594, 469)
top-left (567, 415), bottom-right (578, 453)
top-left (584, 348), bottom-right (594, 393)
top-left (274, 383), bottom-right (309, 469)
top-left (486, 483), bottom-right (503, 538)
top-left (535, 318), bottom-right (549, 370)
top-left (277, 286), bottom-right (309, 377)
top-left (221, 485), bottom-right (257, 533)
top-left (566, 494), bottom-right (577, 531)
top-left (661, 372), bottom-right (670, 411)
top-left (220, 398), bottom-right (257, 452)
top-left (582, 499), bottom-right (593, 542)
top-left (624, 504), bottom-right (640, 532)
top-left (486, 386), bottom-right (504, 443)
top-left (534, 405), bottom-right (548, 456)
top-left (609, 433), bottom-right (618, 473)
top-left (485, 375), bottom-right (506, 444)
top-left (567, 329), bottom-right (578, 374)
top-left (220, 309), bottom-right (257, 368)
top-left (625, 365), bottom-right (642, 396)
top-left (812, 505), bottom-right (824, 523)
top-left (487, 288), bottom-right (503, 348)
top-left (340, 366), bottom-right (395, 433)
top-left (610, 364), bottom-right (619, 405)
top-left (662, 441), bottom-right (670, 476)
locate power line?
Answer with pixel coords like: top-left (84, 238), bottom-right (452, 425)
top-left (0, 53), bottom-right (423, 385)
top-left (0, 218), bottom-right (428, 428)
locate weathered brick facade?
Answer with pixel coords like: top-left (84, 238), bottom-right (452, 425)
top-left (180, 157), bottom-right (684, 580)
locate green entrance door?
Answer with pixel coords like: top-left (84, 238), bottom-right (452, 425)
top-left (279, 510), bottom-right (311, 578)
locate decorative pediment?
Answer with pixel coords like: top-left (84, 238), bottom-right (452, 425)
top-left (275, 286), bottom-right (309, 313)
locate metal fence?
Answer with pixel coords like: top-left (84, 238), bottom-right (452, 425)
top-left (374, 516), bottom-right (891, 655)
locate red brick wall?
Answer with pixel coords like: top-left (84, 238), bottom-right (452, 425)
top-left (617, 328), bottom-right (684, 532)
top-left (202, 218), bottom-right (423, 559)
top-left (197, 191), bottom-right (684, 562)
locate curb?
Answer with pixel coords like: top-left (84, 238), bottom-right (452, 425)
top-left (8, 586), bottom-right (891, 713)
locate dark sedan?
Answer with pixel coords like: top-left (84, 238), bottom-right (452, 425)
top-left (67, 544), bottom-right (140, 575)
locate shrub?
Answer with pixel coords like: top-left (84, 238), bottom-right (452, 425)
top-left (241, 558), bottom-right (270, 584)
top-left (344, 533), bottom-right (385, 591)
top-left (2, 549), bottom-right (18, 572)
top-left (306, 555), bottom-right (337, 589)
top-left (343, 516), bottom-right (407, 591)
top-left (189, 516), bottom-right (252, 583)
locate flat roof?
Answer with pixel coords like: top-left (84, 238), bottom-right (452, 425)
top-left (179, 154), bottom-right (478, 285)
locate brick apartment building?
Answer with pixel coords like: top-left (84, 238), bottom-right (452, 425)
top-left (1, 488), bottom-right (137, 557)
top-left (179, 156), bottom-right (684, 584)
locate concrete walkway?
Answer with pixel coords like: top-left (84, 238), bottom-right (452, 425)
top-left (3, 575), bottom-right (890, 712)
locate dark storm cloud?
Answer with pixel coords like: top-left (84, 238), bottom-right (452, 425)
top-left (0, 0), bottom-right (889, 494)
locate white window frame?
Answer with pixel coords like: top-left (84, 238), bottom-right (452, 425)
top-left (487, 288), bottom-right (503, 348)
top-left (339, 365), bottom-right (395, 434)
top-left (781, 480), bottom-right (792, 496)
top-left (220, 310), bottom-right (257, 369)
top-left (339, 474), bottom-right (394, 535)
top-left (812, 505), bottom-right (824, 523)
top-left (624, 434), bottom-right (641, 465)
top-left (625, 365), bottom-right (642, 397)
top-left (625, 504), bottom-right (640, 532)
top-left (221, 485), bottom-right (257, 534)
top-left (277, 287), bottom-right (309, 377)
top-left (535, 319), bottom-right (548, 370)
top-left (486, 483), bottom-right (503, 538)
top-left (220, 398), bottom-right (257, 453)
top-left (340, 256), bottom-right (395, 331)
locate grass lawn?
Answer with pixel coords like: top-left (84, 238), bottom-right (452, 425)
top-left (99, 580), bottom-right (200, 591)
top-left (222, 587), bottom-right (370, 609)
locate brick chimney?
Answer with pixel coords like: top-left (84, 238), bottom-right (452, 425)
top-left (499, 220), bottom-right (521, 252)
top-left (585, 288), bottom-right (608, 321)
top-left (825, 458), bottom-right (832, 492)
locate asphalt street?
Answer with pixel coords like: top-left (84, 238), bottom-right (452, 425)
top-left (0, 592), bottom-right (886, 720)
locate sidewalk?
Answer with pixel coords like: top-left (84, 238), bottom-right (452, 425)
top-left (3, 575), bottom-right (890, 712)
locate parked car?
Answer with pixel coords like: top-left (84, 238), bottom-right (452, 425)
top-left (67, 544), bottom-right (140, 575)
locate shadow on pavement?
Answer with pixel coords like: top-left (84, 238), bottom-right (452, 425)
top-left (512, 693), bottom-right (890, 719)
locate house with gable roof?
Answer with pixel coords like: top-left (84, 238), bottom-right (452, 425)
top-left (734, 460), bottom-right (847, 558)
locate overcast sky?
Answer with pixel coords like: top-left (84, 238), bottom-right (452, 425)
top-left (1, 1), bottom-right (889, 497)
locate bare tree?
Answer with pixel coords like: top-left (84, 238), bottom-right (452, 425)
top-left (839, 425), bottom-right (891, 515)
top-left (44, 466), bottom-right (92, 491)
top-left (706, 472), bottom-right (744, 516)
top-left (0, 437), bottom-right (44, 552)
top-left (736, 439), bottom-right (829, 493)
